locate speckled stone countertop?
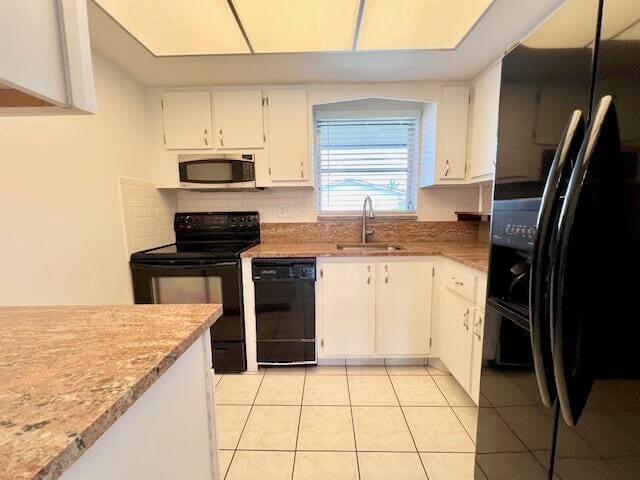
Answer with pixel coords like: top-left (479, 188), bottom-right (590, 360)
top-left (241, 242), bottom-right (489, 272)
top-left (0, 304), bottom-right (222, 480)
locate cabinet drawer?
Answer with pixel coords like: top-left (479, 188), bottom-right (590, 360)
top-left (444, 264), bottom-right (477, 302)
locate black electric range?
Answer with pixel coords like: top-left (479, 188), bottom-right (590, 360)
top-left (130, 212), bottom-right (260, 373)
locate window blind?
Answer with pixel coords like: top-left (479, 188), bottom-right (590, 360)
top-left (315, 112), bottom-right (420, 213)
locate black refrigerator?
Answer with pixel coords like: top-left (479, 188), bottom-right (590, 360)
top-left (477, 0), bottom-right (640, 478)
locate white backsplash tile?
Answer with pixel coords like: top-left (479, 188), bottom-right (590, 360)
top-left (119, 177), bottom-right (177, 256)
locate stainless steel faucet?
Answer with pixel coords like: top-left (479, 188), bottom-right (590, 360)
top-left (361, 196), bottom-right (375, 243)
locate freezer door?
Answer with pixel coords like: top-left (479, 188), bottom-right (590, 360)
top-left (549, 2), bottom-right (640, 478)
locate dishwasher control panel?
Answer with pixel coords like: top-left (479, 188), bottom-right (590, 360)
top-left (252, 259), bottom-right (316, 281)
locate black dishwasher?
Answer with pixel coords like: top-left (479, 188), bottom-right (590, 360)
top-left (252, 258), bottom-right (316, 365)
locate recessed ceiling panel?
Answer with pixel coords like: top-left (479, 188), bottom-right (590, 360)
top-left (357, 0), bottom-right (493, 51)
top-left (94, 0), bottom-right (250, 55)
top-left (233, 0), bottom-right (361, 53)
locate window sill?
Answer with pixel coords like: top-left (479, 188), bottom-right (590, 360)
top-left (317, 213), bottom-right (418, 222)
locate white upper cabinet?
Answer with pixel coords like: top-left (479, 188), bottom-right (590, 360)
top-left (161, 92), bottom-right (213, 150)
top-left (437, 86), bottom-right (470, 181)
top-left (213, 90), bottom-right (264, 149)
top-left (468, 61), bottom-right (502, 180)
top-left (0, 0), bottom-right (96, 115)
top-left (377, 261), bottom-right (433, 355)
top-left (265, 89), bottom-right (309, 182)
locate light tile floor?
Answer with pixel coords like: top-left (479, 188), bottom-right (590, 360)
top-left (214, 365), bottom-right (479, 480)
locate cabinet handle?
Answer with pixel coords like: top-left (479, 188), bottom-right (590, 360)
top-left (367, 265), bottom-right (371, 284)
top-left (452, 277), bottom-right (464, 286)
top-left (463, 309), bottom-right (470, 330)
top-left (444, 159), bottom-right (450, 177)
top-left (219, 129), bottom-right (224, 147)
top-left (384, 264), bottom-right (389, 284)
top-left (475, 316), bottom-right (482, 340)
top-left (203, 128), bottom-right (208, 146)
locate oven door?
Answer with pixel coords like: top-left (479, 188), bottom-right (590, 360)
top-left (130, 260), bottom-right (244, 341)
top-left (178, 157), bottom-right (255, 189)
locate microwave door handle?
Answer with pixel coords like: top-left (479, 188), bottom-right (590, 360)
top-left (530, 110), bottom-right (585, 408)
top-left (552, 96), bottom-right (620, 427)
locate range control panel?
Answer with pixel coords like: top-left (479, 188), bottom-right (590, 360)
top-left (175, 212), bottom-right (259, 231)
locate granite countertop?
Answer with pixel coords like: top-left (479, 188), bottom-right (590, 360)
top-left (0, 304), bottom-right (222, 480)
top-left (242, 242), bottom-right (489, 272)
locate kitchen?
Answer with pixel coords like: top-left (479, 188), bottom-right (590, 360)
top-left (1, 0), bottom-right (639, 479)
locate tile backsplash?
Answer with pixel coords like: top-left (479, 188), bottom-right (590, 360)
top-left (177, 185), bottom-right (480, 223)
top-left (118, 177), bottom-right (177, 256)
top-left (177, 188), bottom-right (316, 222)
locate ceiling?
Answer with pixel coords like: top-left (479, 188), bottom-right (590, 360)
top-left (88, 0), bottom-right (565, 87)
top-left (93, 0), bottom-right (495, 55)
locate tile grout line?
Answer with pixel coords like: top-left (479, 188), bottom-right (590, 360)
top-left (432, 376), bottom-right (478, 447)
top-left (290, 367), bottom-right (307, 480)
top-left (345, 369), bottom-right (362, 480)
top-left (386, 365), bottom-right (431, 480)
top-left (224, 370), bottom-right (266, 480)
top-left (430, 372), bottom-right (479, 450)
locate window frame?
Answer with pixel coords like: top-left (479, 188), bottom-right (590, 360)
top-left (313, 109), bottom-right (422, 216)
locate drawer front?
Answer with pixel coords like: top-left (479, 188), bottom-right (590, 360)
top-left (444, 264), bottom-right (477, 302)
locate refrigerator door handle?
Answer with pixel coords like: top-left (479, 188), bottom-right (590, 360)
top-left (530, 110), bottom-right (585, 408)
top-left (551, 96), bottom-right (621, 427)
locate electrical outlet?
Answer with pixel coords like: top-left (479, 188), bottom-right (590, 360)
top-left (278, 205), bottom-right (291, 218)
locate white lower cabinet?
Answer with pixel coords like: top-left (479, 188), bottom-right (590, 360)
top-left (470, 308), bottom-right (485, 403)
top-left (439, 261), bottom-right (487, 404)
top-left (318, 258), bottom-right (433, 357)
top-left (440, 289), bottom-right (474, 391)
top-left (321, 261), bottom-right (377, 356)
top-left (377, 261), bottom-right (433, 355)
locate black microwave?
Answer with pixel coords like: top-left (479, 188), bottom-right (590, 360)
top-left (178, 153), bottom-right (256, 190)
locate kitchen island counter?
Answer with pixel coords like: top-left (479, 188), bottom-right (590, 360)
top-left (0, 304), bottom-right (222, 480)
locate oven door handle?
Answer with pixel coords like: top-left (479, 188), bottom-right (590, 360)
top-left (131, 261), bottom-right (238, 270)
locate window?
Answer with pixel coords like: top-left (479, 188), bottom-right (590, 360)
top-left (315, 111), bottom-right (419, 213)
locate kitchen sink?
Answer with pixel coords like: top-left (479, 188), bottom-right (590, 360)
top-left (336, 243), bottom-right (405, 252)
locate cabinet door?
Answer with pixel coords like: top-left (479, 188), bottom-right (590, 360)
top-left (161, 92), bottom-right (213, 150)
top-left (440, 290), bottom-right (474, 392)
top-left (470, 309), bottom-right (484, 404)
top-left (213, 91), bottom-right (264, 149)
top-left (377, 261), bottom-right (433, 355)
top-left (321, 262), bottom-right (376, 356)
top-left (266, 89), bottom-right (309, 181)
top-left (438, 86), bottom-right (469, 180)
top-left (468, 62), bottom-right (502, 178)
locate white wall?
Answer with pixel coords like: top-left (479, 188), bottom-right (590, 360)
top-left (0, 54), bottom-right (155, 305)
